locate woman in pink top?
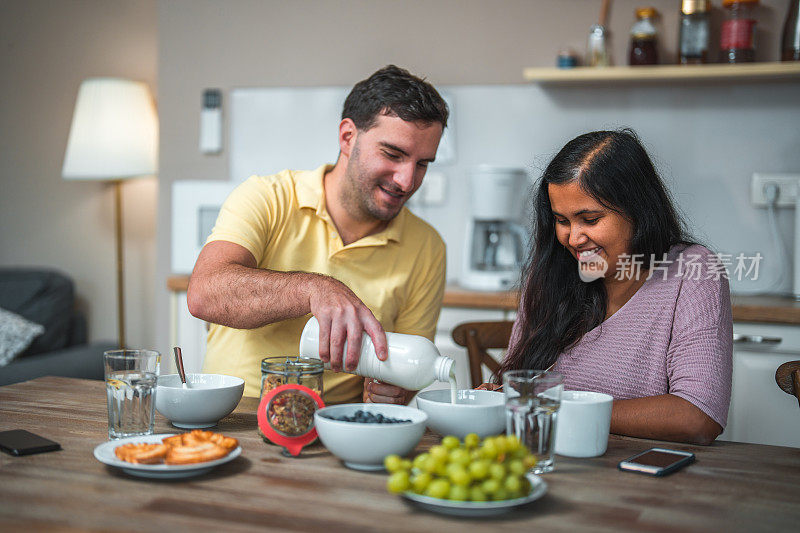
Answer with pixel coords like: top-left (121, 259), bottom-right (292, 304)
top-left (497, 130), bottom-right (732, 445)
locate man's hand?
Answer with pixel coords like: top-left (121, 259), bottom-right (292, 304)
top-left (307, 275), bottom-right (388, 373)
top-left (475, 382), bottom-right (502, 391)
top-left (363, 378), bottom-right (415, 405)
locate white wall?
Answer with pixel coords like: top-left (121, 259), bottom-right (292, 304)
top-left (423, 83), bottom-right (800, 294)
top-left (223, 82), bottom-right (800, 293)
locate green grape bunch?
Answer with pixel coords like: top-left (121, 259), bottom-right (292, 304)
top-left (385, 433), bottom-right (537, 501)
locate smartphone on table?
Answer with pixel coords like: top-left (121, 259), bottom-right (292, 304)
top-left (618, 447), bottom-right (695, 476)
top-left (0, 430), bottom-right (61, 456)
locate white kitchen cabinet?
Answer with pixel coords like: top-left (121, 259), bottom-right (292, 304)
top-left (718, 322), bottom-right (800, 448)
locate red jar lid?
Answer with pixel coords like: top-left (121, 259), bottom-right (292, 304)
top-left (257, 383), bottom-right (325, 456)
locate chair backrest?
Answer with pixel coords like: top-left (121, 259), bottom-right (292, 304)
top-left (775, 360), bottom-right (800, 408)
top-left (452, 321), bottom-right (514, 389)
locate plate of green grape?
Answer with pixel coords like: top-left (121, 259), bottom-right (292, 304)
top-left (385, 433), bottom-right (548, 517)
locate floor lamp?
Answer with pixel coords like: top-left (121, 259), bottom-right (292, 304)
top-left (62, 78), bottom-right (158, 349)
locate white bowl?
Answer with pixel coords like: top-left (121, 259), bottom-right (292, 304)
top-left (156, 374), bottom-right (244, 429)
top-left (314, 403), bottom-right (427, 471)
top-left (415, 389), bottom-right (505, 439)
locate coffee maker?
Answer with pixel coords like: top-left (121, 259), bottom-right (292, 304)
top-left (461, 167), bottom-right (529, 291)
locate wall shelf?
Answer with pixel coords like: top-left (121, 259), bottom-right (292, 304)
top-left (523, 62), bottom-right (800, 85)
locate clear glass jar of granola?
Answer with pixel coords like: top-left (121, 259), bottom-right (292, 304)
top-left (259, 357), bottom-right (323, 443)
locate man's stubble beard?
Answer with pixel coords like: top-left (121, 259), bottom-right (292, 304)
top-left (341, 144), bottom-right (401, 223)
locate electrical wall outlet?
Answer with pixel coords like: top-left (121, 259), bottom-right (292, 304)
top-left (750, 173), bottom-right (800, 207)
top-left (422, 172), bottom-right (446, 204)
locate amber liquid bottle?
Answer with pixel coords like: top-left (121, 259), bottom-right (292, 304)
top-left (629, 7), bottom-right (659, 66)
top-left (630, 37), bottom-right (658, 65)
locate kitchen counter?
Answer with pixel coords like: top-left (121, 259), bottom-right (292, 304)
top-left (167, 276), bottom-right (800, 325)
top-left (729, 294), bottom-right (800, 325)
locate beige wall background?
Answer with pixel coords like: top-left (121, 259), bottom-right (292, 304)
top-left (1, 0), bottom-right (157, 348)
top-left (1, 0), bottom-right (793, 356)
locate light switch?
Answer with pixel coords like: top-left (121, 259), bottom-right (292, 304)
top-left (199, 89), bottom-right (222, 154)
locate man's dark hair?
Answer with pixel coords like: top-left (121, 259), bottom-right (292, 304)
top-left (342, 65), bottom-right (449, 131)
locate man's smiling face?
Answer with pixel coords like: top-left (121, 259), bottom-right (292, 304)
top-left (342, 113), bottom-right (442, 222)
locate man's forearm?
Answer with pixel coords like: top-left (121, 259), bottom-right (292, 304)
top-left (188, 263), bottom-right (319, 329)
top-left (188, 240), bottom-right (388, 370)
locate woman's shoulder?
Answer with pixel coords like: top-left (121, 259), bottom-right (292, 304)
top-left (658, 244), bottom-right (732, 321)
top-left (668, 243), bottom-right (716, 259)
top-left (662, 243), bottom-right (726, 282)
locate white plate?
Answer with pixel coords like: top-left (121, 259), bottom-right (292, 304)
top-left (401, 474), bottom-right (547, 517)
top-left (93, 433), bottom-right (242, 479)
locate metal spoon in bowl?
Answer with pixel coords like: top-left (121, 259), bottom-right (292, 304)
top-left (173, 346), bottom-right (189, 389)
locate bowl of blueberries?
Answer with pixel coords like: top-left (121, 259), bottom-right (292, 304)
top-left (314, 403), bottom-right (428, 471)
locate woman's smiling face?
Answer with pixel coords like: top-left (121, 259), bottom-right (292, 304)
top-left (548, 180), bottom-right (634, 282)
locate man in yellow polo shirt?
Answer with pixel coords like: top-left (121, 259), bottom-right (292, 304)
top-left (187, 65), bottom-right (448, 405)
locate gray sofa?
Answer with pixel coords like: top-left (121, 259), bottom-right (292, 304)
top-left (0, 268), bottom-right (117, 386)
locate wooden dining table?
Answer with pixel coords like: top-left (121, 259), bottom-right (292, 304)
top-left (1, 377), bottom-right (798, 532)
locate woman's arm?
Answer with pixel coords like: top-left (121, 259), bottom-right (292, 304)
top-left (628, 247), bottom-right (732, 445)
top-left (611, 393), bottom-right (723, 445)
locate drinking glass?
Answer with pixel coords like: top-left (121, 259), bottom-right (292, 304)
top-left (104, 349), bottom-right (160, 440)
top-left (503, 370), bottom-right (564, 474)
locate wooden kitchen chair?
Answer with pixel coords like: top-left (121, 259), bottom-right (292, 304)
top-left (776, 360), bottom-right (800, 409)
top-left (452, 321), bottom-right (514, 389)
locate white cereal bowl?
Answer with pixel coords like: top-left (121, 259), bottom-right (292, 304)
top-left (415, 389), bottom-right (505, 439)
top-left (156, 374), bottom-right (244, 429)
top-left (314, 403), bottom-right (428, 471)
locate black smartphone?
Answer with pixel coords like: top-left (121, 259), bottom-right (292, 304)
top-left (618, 447), bottom-right (695, 476)
top-left (0, 430), bottom-right (62, 456)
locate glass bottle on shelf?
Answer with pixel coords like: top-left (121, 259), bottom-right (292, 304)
top-left (587, 23), bottom-right (610, 67)
top-left (679, 0), bottom-right (712, 64)
top-left (781, 0), bottom-right (800, 61)
top-left (629, 7), bottom-right (660, 66)
top-left (720, 0), bottom-right (759, 63)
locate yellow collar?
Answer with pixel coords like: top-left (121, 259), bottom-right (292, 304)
top-left (294, 164), bottom-right (405, 245)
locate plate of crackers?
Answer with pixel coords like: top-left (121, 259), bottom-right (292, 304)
top-left (93, 430), bottom-right (241, 479)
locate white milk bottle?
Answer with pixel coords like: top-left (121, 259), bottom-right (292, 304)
top-left (298, 316), bottom-right (455, 391)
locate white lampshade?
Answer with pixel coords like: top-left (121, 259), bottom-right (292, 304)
top-left (62, 78), bottom-right (158, 180)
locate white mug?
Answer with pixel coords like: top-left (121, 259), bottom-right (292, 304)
top-left (554, 390), bottom-right (613, 458)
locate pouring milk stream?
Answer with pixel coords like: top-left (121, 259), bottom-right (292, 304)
top-left (299, 316), bottom-right (458, 402)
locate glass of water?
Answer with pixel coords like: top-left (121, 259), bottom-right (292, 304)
top-left (104, 349), bottom-right (160, 440)
top-left (503, 370), bottom-right (563, 474)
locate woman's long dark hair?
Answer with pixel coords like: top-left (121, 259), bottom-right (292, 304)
top-left (498, 129), bottom-right (691, 378)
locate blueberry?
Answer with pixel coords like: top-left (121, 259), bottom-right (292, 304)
top-left (332, 410), bottom-right (414, 424)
